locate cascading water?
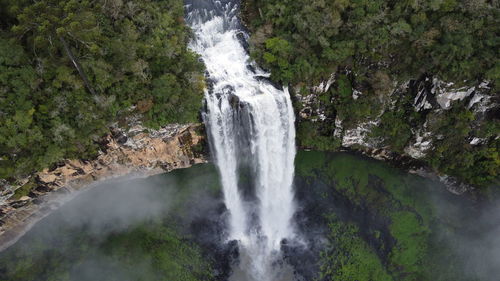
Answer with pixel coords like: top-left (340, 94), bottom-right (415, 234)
top-left (185, 0), bottom-right (297, 280)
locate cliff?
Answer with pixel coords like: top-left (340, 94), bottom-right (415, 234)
top-left (294, 74), bottom-right (499, 195)
top-left (0, 123), bottom-right (207, 251)
top-left (241, 0), bottom-right (499, 193)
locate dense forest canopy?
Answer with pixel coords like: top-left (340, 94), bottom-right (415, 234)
top-left (243, 0), bottom-right (499, 188)
top-left (0, 0), bottom-right (204, 180)
top-left (243, 0), bottom-right (499, 87)
top-left (0, 0), bottom-right (498, 188)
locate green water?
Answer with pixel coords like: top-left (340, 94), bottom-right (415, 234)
top-left (0, 152), bottom-right (497, 281)
top-left (0, 164), bottom-right (221, 281)
top-left (295, 151), bottom-right (496, 281)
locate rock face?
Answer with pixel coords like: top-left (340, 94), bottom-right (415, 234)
top-left (295, 75), bottom-right (498, 195)
top-left (0, 123), bottom-right (207, 251)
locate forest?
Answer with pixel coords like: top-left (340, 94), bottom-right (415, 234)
top-left (0, 0), bottom-right (498, 188)
top-left (0, 1), bottom-right (499, 281)
top-left (0, 0), bottom-right (204, 180)
top-left (243, 0), bottom-right (498, 86)
top-left (243, 0), bottom-right (499, 188)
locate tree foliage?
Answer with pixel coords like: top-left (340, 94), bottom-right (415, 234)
top-left (244, 0), bottom-right (499, 87)
top-left (0, 0), bottom-right (204, 180)
top-left (244, 0), bottom-right (499, 187)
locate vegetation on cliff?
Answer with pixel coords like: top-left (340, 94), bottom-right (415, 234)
top-left (243, 0), bottom-right (499, 187)
top-left (0, 0), bottom-right (205, 181)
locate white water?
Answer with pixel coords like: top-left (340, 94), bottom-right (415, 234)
top-left (186, 1), bottom-right (297, 280)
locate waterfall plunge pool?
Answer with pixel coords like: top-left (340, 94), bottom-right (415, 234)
top-left (1, 151), bottom-right (498, 281)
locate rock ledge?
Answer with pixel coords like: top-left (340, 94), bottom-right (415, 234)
top-left (0, 123), bottom-right (207, 251)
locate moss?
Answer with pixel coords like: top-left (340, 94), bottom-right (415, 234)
top-left (12, 178), bottom-right (35, 200)
top-left (297, 151), bottom-right (440, 280)
top-left (319, 215), bottom-right (393, 281)
top-left (0, 223), bottom-right (213, 281)
top-left (388, 211), bottom-right (429, 278)
top-left (102, 224), bottom-right (213, 281)
top-left (294, 150), bottom-right (327, 178)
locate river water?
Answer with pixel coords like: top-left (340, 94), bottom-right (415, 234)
top-left (0, 152), bottom-right (498, 281)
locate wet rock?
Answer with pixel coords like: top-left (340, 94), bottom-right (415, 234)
top-left (116, 134), bottom-right (128, 144)
top-left (35, 184), bottom-right (51, 193)
top-left (246, 64), bottom-right (256, 73)
top-left (236, 32), bottom-right (249, 53)
top-left (254, 75), bottom-right (283, 90)
top-left (228, 92), bottom-right (240, 109)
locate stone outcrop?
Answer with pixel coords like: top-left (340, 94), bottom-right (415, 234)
top-left (0, 123), bottom-right (207, 251)
top-left (294, 75), bottom-right (497, 195)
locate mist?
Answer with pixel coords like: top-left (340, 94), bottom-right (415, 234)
top-left (432, 193), bottom-right (500, 281)
top-left (1, 157), bottom-right (499, 281)
top-left (0, 164), bottom-right (226, 281)
top-left (53, 177), bottom-right (173, 236)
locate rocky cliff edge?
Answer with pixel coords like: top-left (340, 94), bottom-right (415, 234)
top-left (0, 123), bottom-right (207, 251)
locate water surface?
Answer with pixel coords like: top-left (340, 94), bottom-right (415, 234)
top-left (0, 152), bottom-right (498, 281)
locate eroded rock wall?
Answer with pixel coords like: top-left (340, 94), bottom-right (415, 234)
top-left (294, 74), bottom-right (499, 195)
top-left (0, 123), bottom-right (207, 251)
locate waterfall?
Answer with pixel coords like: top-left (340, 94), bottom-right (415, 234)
top-left (186, 0), bottom-right (297, 279)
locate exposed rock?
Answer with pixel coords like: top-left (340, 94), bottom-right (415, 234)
top-left (352, 89), bottom-right (362, 100)
top-left (294, 91), bottom-right (320, 120)
top-left (37, 173), bottom-right (58, 184)
top-left (470, 137), bottom-right (485, 146)
top-left (341, 121), bottom-right (380, 148)
top-left (404, 129), bottom-right (433, 159)
top-left (333, 117), bottom-right (343, 138)
top-left (413, 80), bottom-right (434, 112)
top-left (0, 123), bottom-right (207, 251)
top-left (294, 73), bottom-right (496, 196)
top-left (468, 91), bottom-right (495, 113)
top-left (312, 73), bottom-right (335, 94)
top-left (436, 86), bottom-right (475, 109)
top-left (0, 180), bottom-right (13, 206)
